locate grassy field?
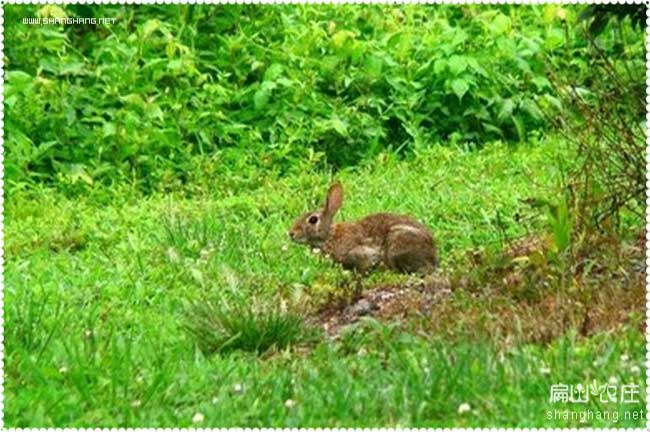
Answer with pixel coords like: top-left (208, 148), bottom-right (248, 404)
top-left (5, 136), bottom-right (645, 427)
top-left (5, 3), bottom-right (645, 427)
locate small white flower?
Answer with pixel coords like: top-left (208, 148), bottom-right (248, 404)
top-left (540, 367), bottom-right (551, 375)
top-left (311, 248), bottom-right (321, 255)
top-left (608, 376), bottom-right (618, 385)
top-left (357, 347), bottom-right (368, 356)
top-left (131, 399), bottom-right (142, 408)
top-left (281, 244), bottom-right (289, 252)
top-left (620, 354), bottom-right (630, 363)
top-left (630, 365), bottom-right (641, 375)
top-left (457, 403), bottom-right (471, 414)
top-left (211, 397), bottom-right (219, 404)
top-left (284, 399), bottom-right (296, 408)
top-left (84, 329), bottom-right (92, 338)
top-left (232, 383), bottom-right (243, 393)
top-left (58, 365), bottom-right (68, 374)
top-left (192, 412), bottom-right (205, 423)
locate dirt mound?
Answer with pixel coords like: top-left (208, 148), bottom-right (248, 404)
top-left (309, 231), bottom-right (645, 343)
top-left (314, 274), bottom-right (452, 336)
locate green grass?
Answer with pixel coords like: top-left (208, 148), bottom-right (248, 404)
top-left (5, 137), bottom-right (645, 426)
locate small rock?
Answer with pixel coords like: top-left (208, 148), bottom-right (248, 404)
top-left (346, 299), bottom-right (377, 316)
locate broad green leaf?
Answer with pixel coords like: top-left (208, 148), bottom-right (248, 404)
top-left (498, 98), bottom-right (516, 122)
top-left (489, 13), bottom-right (511, 35)
top-left (254, 90), bottom-right (270, 110)
top-left (146, 104), bottom-right (164, 122)
top-left (264, 63), bottom-right (284, 82)
top-left (330, 117), bottom-right (348, 136)
top-left (521, 99), bottom-right (544, 121)
top-left (433, 59), bottom-right (447, 75)
top-left (466, 57), bottom-right (488, 77)
top-left (482, 122), bottom-right (504, 136)
top-left (543, 94), bottom-right (563, 111)
top-left (6, 71), bottom-right (32, 96)
top-left (364, 55), bottom-right (383, 77)
top-left (331, 30), bottom-right (355, 49)
top-left (59, 61), bottom-right (87, 76)
top-left (450, 78), bottom-right (469, 100)
top-left (532, 76), bottom-right (551, 91)
top-left (102, 122), bottom-right (116, 138)
top-left (447, 55), bottom-right (468, 76)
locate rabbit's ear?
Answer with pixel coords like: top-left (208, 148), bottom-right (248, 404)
top-left (324, 183), bottom-right (343, 217)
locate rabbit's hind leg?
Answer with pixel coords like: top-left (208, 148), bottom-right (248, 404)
top-left (341, 245), bottom-right (382, 273)
top-left (386, 249), bottom-right (434, 274)
top-left (385, 226), bottom-right (437, 274)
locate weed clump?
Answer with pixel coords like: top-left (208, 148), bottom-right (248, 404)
top-left (185, 293), bottom-right (316, 355)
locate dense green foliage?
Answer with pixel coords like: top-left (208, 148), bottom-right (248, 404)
top-left (7, 4), bottom-right (642, 193)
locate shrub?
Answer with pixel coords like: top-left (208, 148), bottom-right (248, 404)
top-left (543, 7), bottom-right (645, 229)
top-left (5, 4), bottom-right (600, 193)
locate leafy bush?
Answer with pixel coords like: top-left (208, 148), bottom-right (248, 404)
top-left (543, 7), bottom-right (645, 228)
top-left (5, 4), bottom-right (601, 193)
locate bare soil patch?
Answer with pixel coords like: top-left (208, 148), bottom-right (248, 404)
top-left (312, 232), bottom-right (645, 345)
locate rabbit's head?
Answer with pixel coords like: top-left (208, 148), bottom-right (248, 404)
top-left (289, 183), bottom-right (343, 247)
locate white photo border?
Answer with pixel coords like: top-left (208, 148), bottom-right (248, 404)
top-left (0, 0), bottom-right (648, 430)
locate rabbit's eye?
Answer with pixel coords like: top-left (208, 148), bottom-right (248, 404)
top-left (308, 215), bottom-right (319, 225)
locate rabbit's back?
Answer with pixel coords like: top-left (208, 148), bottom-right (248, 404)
top-left (324, 213), bottom-right (437, 274)
top-left (358, 213), bottom-right (432, 238)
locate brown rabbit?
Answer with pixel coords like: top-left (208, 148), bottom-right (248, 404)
top-left (289, 183), bottom-right (437, 274)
